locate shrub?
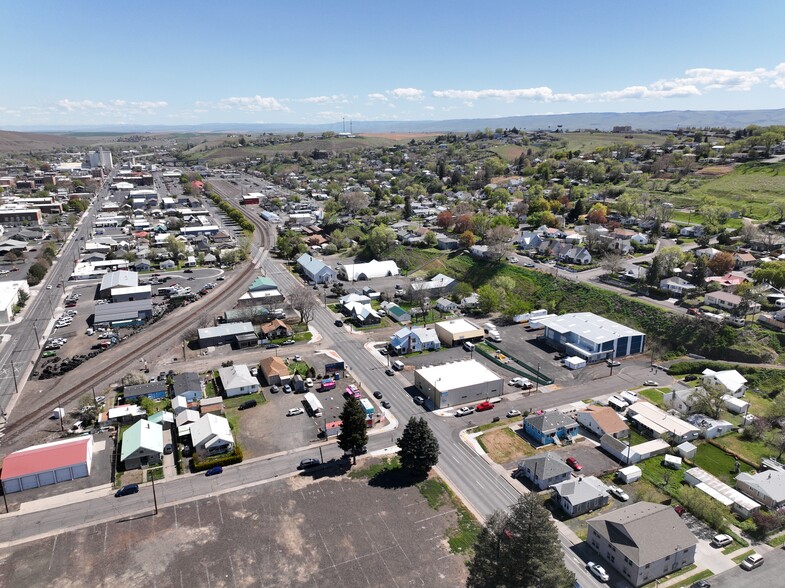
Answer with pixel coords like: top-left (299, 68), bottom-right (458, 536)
top-left (677, 485), bottom-right (729, 531)
top-left (191, 446), bottom-right (244, 472)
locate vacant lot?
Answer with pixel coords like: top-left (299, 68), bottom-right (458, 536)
top-left (479, 426), bottom-right (536, 465)
top-left (0, 471), bottom-right (468, 587)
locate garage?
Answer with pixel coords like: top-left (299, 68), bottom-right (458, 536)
top-left (1, 436), bottom-right (93, 494)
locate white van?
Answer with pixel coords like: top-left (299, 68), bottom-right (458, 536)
top-left (483, 322), bottom-right (497, 334)
top-left (463, 341), bottom-right (476, 352)
top-left (487, 330), bottom-right (502, 342)
top-left (392, 360), bottom-right (405, 371)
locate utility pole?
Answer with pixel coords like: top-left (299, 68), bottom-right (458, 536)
top-left (32, 324), bottom-right (41, 349)
top-left (151, 471), bottom-right (159, 515)
top-left (10, 362), bottom-right (19, 395)
top-left (535, 363), bottom-right (540, 394)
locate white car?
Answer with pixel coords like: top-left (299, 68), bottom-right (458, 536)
top-left (455, 407), bottom-right (474, 417)
top-left (607, 486), bottom-right (630, 501)
top-left (305, 378), bottom-right (313, 387)
top-left (506, 409), bottom-right (522, 418)
top-left (644, 380), bottom-right (659, 387)
top-left (712, 533), bottom-right (733, 547)
top-left (46, 285), bottom-right (53, 289)
top-left (286, 407), bottom-right (304, 416)
top-left (587, 562), bottom-right (609, 582)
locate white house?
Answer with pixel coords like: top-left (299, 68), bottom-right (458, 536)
top-left (702, 368), bottom-right (747, 397)
top-left (389, 327), bottom-right (441, 354)
top-left (217, 364), bottom-right (260, 397)
top-left (435, 297), bottom-right (458, 313)
top-left (190, 414), bottom-right (235, 457)
top-left (296, 253), bottom-right (336, 284)
top-left (659, 277), bottom-right (696, 296)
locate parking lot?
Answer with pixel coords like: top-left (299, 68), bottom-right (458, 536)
top-left (0, 470), bottom-right (468, 587)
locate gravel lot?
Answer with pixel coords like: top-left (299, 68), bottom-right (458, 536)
top-left (0, 471), bottom-right (468, 587)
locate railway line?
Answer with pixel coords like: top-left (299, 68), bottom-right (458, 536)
top-left (0, 188), bottom-right (277, 446)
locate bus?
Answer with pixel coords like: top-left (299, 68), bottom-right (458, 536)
top-left (304, 392), bottom-right (323, 417)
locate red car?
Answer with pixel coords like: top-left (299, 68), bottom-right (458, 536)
top-left (566, 457), bottom-right (582, 471)
top-left (475, 401), bottom-right (494, 412)
top-left (673, 505), bottom-right (686, 517)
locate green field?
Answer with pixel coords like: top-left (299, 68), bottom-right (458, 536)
top-left (555, 132), bottom-right (663, 151)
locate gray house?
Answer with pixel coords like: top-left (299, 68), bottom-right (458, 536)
top-left (171, 372), bottom-right (203, 402)
top-left (550, 476), bottom-right (609, 517)
top-left (516, 453), bottom-right (573, 490)
top-left (296, 253), bottom-right (336, 284)
top-left (736, 470), bottom-right (785, 509)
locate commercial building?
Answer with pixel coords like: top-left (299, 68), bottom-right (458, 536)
top-left (0, 280), bottom-right (28, 323)
top-left (99, 270), bottom-right (139, 298)
top-left (433, 318), bottom-right (484, 347)
top-left (110, 285), bottom-right (152, 303)
top-left (337, 259), bottom-right (399, 281)
top-left (588, 502), bottom-right (697, 587)
top-left (198, 322), bottom-right (256, 348)
top-left (536, 312), bottom-right (646, 362)
top-left (88, 149), bottom-right (113, 169)
top-left (413, 359), bottom-right (502, 408)
top-left (1, 436), bottom-right (94, 494)
top-left (93, 299), bottom-right (153, 327)
top-left (0, 206), bottom-right (43, 226)
top-left (296, 253), bottom-right (337, 284)
top-left (71, 260), bottom-right (130, 280)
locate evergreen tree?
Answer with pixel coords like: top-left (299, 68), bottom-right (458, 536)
top-left (337, 397), bottom-right (368, 464)
top-left (397, 416), bottom-right (439, 474)
top-left (467, 494), bottom-right (575, 588)
top-left (646, 256), bottom-right (661, 286)
top-left (691, 255), bottom-right (708, 289)
top-left (404, 194), bottom-right (412, 219)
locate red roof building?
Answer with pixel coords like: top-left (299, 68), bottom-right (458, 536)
top-left (1, 435), bottom-right (93, 494)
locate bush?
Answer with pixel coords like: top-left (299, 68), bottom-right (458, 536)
top-left (677, 485), bottom-right (729, 531)
top-left (191, 446), bottom-right (244, 471)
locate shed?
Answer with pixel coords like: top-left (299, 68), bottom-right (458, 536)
top-left (663, 454), bottom-right (683, 470)
top-left (676, 442), bottom-right (697, 459)
top-left (617, 465), bottom-right (642, 484)
top-left (0, 436), bottom-right (94, 494)
top-left (564, 356), bottom-right (587, 370)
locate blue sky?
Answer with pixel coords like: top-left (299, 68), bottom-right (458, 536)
top-left (2, 0), bottom-right (785, 127)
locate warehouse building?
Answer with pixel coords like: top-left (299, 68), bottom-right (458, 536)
top-left (98, 270), bottom-right (138, 297)
top-left (1, 436), bottom-right (94, 494)
top-left (414, 359), bottom-right (502, 408)
top-left (111, 285), bottom-right (152, 303)
top-left (93, 299), bottom-right (153, 327)
top-left (198, 322), bottom-right (256, 348)
top-left (0, 280), bottom-right (28, 323)
top-left (434, 318), bottom-right (484, 347)
top-left (536, 312), bottom-right (646, 362)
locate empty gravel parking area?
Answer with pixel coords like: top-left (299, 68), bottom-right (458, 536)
top-left (0, 471), bottom-right (468, 587)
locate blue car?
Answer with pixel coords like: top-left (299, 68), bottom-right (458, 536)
top-left (205, 466), bottom-right (223, 477)
top-left (115, 483), bottom-right (139, 497)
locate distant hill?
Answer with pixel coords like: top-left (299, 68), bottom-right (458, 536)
top-left (0, 129), bottom-right (89, 153)
top-left (4, 108), bottom-right (785, 141)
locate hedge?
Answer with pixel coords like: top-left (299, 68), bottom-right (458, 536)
top-left (191, 445), bottom-right (244, 471)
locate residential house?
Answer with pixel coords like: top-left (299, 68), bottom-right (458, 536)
top-left (515, 230), bottom-right (542, 251)
top-left (389, 327), bottom-right (441, 355)
top-left (702, 368), bottom-right (747, 397)
top-left (523, 411), bottom-right (579, 446)
top-left (175, 408), bottom-right (200, 437)
top-left (218, 364), bottom-right (260, 397)
top-left (435, 297), bottom-right (458, 313)
top-left (123, 381), bottom-right (167, 402)
top-left (736, 470), bottom-right (785, 509)
top-left (587, 502), bottom-right (698, 587)
top-left (120, 419), bottom-right (163, 470)
top-left (171, 395), bottom-right (189, 415)
top-left (680, 225), bottom-right (704, 237)
top-left (381, 302), bottom-right (411, 323)
top-left (436, 234), bottom-right (459, 250)
top-left (259, 356), bottom-right (290, 385)
top-left (296, 253), bottom-right (336, 284)
top-left (685, 414), bottom-right (734, 439)
top-left (349, 302), bottom-right (381, 326)
top-left (704, 290), bottom-right (760, 314)
top-left (339, 292), bottom-right (371, 313)
top-left (260, 319), bottom-right (292, 340)
top-left (603, 228), bottom-right (636, 255)
top-left (134, 259), bottom-right (151, 272)
top-left (460, 292), bottom-right (480, 309)
top-left (190, 414), bottom-right (235, 457)
top-left (659, 277), bottom-right (696, 297)
top-left (562, 246), bottom-right (592, 265)
top-left (410, 273), bottom-right (456, 297)
top-left (625, 401), bottom-right (700, 443)
top-left (171, 372), bottom-right (203, 402)
top-left (515, 454), bottom-right (573, 490)
top-left (734, 252), bottom-right (757, 270)
top-left (576, 405), bottom-right (629, 439)
top-left (550, 476), bottom-right (609, 517)
top-left (705, 272), bottom-right (752, 292)
top-left (663, 387), bottom-right (700, 414)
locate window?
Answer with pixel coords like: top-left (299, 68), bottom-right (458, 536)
top-left (665, 555), bottom-right (670, 561)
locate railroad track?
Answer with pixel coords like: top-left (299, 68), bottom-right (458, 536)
top-left (1, 191), bottom-right (277, 445)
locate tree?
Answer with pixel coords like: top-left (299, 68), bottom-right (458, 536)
top-left (601, 252), bottom-right (625, 276)
top-left (165, 235), bottom-right (187, 261)
top-left (646, 256), bottom-right (662, 286)
top-left (655, 245), bottom-right (684, 276)
top-left (477, 284), bottom-right (502, 314)
top-left (289, 288), bottom-right (318, 326)
top-left (337, 397), bottom-right (369, 464)
top-left (467, 493), bottom-right (575, 588)
top-left (459, 230), bottom-right (477, 249)
top-left (397, 416), bottom-right (439, 475)
top-left (586, 202), bottom-right (608, 225)
top-left (140, 396), bottom-right (157, 416)
top-left (707, 251), bottom-right (734, 276)
top-left (277, 230), bottom-right (307, 261)
top-left (485, 225), bottom-right (514, 261)
top-left (688, 383), bottom-right (726, 419)
top-left (754, 261), bottom-right (785, 289)
top-left (454, 214), bottom-right (474, 234)
top-left (690, 255), bottom-right (708, 288)
top-left (367, 225), bottom-right (397, 257)
top-left (121, 371), bottom-right (148, 386)
top-left (436, 210), bottom-right (453, 229)
top-left (339, 191), bottom-right (370, 214)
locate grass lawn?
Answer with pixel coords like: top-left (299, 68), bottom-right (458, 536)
top-left (638, 455), bottom-right (686, 496)
top-left (469, 417), bottom-right (521, 434)
top-left (288, 360), bottom-right (310, 377)
top-left (637, 387), bottom-right (667, 409)
top-left (712, 432), bottom-right (776, 467)
top-left (348, 456), bottom-right (399, 479)
top-left (693, 442), bottom-right (754, 484)
top-left (628, 429), bottom-right (650, 446)
top-left (478, 427), bottom-right (536, 464)
top-left (204, 379), bottom-right (216, 397)
top-left (744, 391), bottom-right (772, 416)
top-left (732, 549), bottom-right (756, 564)
top-left (223, 392), bottom-right (266, 410)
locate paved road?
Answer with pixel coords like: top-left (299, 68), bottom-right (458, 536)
top-left (706, 546), bottom-right (785, 587)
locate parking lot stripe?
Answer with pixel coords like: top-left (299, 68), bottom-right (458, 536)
top-left (217, 496), bottom-right (224, 525)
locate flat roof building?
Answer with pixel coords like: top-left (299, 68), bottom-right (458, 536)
top-left (414, 359), bottom-right (502, 408)
top-left (434, 318), bottom-right (484, 347)
top-left (0, 280), bottom-right (28, 323)
top-left (198, 322), bottom-right (256, 348)
top-left (537, 312), bottom-right (645, 362)
top-left (93, 299), bottom-right (153, 327)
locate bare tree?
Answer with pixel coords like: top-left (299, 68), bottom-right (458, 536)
top-left (290, 288), bottom-right (318, 326)
top-left (339, 191), bottom-right (370, 214)
top-left (688, 383), bottom-right (726, 419)
top-left (601, 252), bottom-right (625, 276)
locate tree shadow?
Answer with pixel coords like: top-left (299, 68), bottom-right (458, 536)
top-left (298, 458), bottom-right (351, 480)
top-left (368, 467), bottom-right (427, 489)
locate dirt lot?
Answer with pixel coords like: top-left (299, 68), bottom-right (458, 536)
top-left (479, 426), bottom-right (536, 466)
top-left (0, 471), bottom-right (468, 587)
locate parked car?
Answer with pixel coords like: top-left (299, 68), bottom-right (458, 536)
top-left (381, 400), bottom-right (391, 409)
top-left (163, 444), bottom-right (173, 455)
top-left (305, 378), bottom-right (313, 388)
top-left (115, 484), bottom-right (139, 497)
top-left (297, 458), bottom-right (321, 470)
top-left (741, 553), bottom-right (764, 570)
top-left (335, 319), bottom-right (343, 327)
top-left (413, 396), bottom-right (425, 405)
top-left (644, 380), bottom-right (659, 386)
top-left (283, 384), bottom-right (292, 394)
top-left (475, 401), bottom-right (494, 412)
top-left (606, 359), bottom-right (621, 367)
top-left (673, 505), bottom-right (686, 517)
top-left (711, 534), bottom-right (733, 548)
top-left (506, 409), bottom-right (521, 418)
top-left (266, 343), bottom-right (280, 349)
top-left (586, 562), bottom-right (609, 582)
top-left (455, 407), bottom-right (474, 417)
top-left (684, 374), bottom-right (698, 382)
top-left (566, 457), bottom-right (582, 471)
top-left (385, 368), bottom-right (395, 376)
top-left (205, 466), bottom-right (223, 477)
top-left (373, 391), bottom-right (383, 399)
top-left (238, 399), bottom-right (258, 410)
top-left (287, 407), bottom-right (304, 416)
top-left (607, 486), bottom-right (629, 501)
top-left (690, 581), bottom-right (711, 588)
top-left (523, 261), bottom-right (535, 268)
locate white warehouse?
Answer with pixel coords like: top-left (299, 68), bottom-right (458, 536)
top-left (414, 359), bottom-right (503, 408)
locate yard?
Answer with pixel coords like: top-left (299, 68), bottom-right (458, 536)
top-left (693, 441), bottom-right (754, 484)
top-left (637, 386), bottom-right (668, 409)
top-left (711, 432), bottom-right (779, 468)
top-left (477, 427), bottom-right (536, 465)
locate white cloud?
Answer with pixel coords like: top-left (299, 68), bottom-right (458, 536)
top-left (367, 93), bottom-right (388, 102)
top-left (424, 106), bottom-right (435, 111)
top-left (296, 94), bottom-right (350, 104)
top-left (388, 87), bottom-right (424, 101)
top-left (219, 95), bottom-right (290, 112)
top-left (56, 98), bottom-right (168, 114)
